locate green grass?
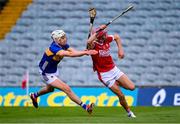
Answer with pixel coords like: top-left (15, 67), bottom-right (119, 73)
top-left (0, 106), bottom-right (179, 123)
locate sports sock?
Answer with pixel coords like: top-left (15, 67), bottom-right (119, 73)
top-left (34, 92), bottom-right (39, 98)
top-left (126, 108), bottom-right (131, 113)
top-left (128, 111), bottom-right (131, 114)
top-left (80, 102), bottom-right (87, 110)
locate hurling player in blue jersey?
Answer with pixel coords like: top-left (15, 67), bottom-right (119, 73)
top-left (30, 30), bottom-right (97, 114)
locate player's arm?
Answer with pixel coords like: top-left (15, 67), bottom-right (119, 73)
top-left (56, 47), bottom-right (97, 57)
top-left (114, 33), bottom-right (124, 59)
top-left (87, 33), bottom-right (97, 49)
top-left (87, 24), bottom-right (107, 49)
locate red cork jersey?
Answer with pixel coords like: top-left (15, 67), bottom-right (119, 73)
top-left (91, 35), bottom-right (115, 72)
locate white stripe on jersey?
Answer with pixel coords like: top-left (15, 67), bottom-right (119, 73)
top-left (42, 61), bottom-right (48, 70)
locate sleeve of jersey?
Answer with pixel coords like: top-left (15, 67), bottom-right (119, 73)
top-left (107, 35), bottom-right (114, 43)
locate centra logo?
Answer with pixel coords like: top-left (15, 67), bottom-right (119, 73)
top-left (152, 89), bottom-right (166, 106)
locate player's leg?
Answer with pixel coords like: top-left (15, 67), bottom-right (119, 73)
top-left (98, 66), bottom-right (136, 117)
top-left (109, 81), bottom-right (130, 112)
top-left (116, 74), bottom-right (135, 91)
top-left (50, 78), bottom-right (94, 114)
top-left (115, 73), bottom-right (136, 117)
top-left (30, 72), bottom-right (57, 108)
top-left (32, 85), bottom-right (54, 97)
top-left (50, 79), bottom-right (81, 104)
top-left (99, 66), bottom-right (135, 90)
top-left (109, 81), bottom-right (136, 118)
top-left (30, 85), bottom-right (54, 108)
top-left (98, 67), bottom-right (130, 111)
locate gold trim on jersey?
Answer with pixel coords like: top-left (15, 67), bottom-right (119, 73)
top-left (45, 48), bottom-right (63, 61)
top-left (53, 55), bottom-right (63, 61)
top-left (45, 48), bottom-right (54, 56)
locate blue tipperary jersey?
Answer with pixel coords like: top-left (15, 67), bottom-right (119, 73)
top-left (39, 41), bottom-right (70, 73)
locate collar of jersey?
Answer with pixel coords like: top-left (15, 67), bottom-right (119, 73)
top-left (54, 41), bottom-right (63, 48)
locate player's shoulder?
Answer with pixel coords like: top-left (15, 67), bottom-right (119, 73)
top-left (105, 35), bottom-right (114, 43)
top-left (107, 35), bottom-right (114, 39)
top-left (50, 41), bottom-right (59, 47)
top-left (50, 41), bottom-right (63, 52)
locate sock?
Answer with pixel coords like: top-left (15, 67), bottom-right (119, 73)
top-left (126, 107), bottom-right (131, 113)
top-left (80, 102), bottom-right (87, 110)
top-left (34, 92), bottom-right (39, 98)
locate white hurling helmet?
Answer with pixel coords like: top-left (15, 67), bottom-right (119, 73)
top-left (51, 30), bottom-right (66, 42)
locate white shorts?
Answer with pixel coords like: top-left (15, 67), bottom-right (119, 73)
top-left (39, 70), bottom-right (59, 85)
top-left (97, 66), bottom-right (124, 88)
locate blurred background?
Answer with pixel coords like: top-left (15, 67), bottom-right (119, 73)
top-left (0, 0), bottom-right (180, 107)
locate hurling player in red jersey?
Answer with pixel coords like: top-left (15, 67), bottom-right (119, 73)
top-left (87, 25), bottom-right (136, 118)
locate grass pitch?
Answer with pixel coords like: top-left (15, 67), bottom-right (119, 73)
top-left (0, 106), bottom-right (179, 123)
